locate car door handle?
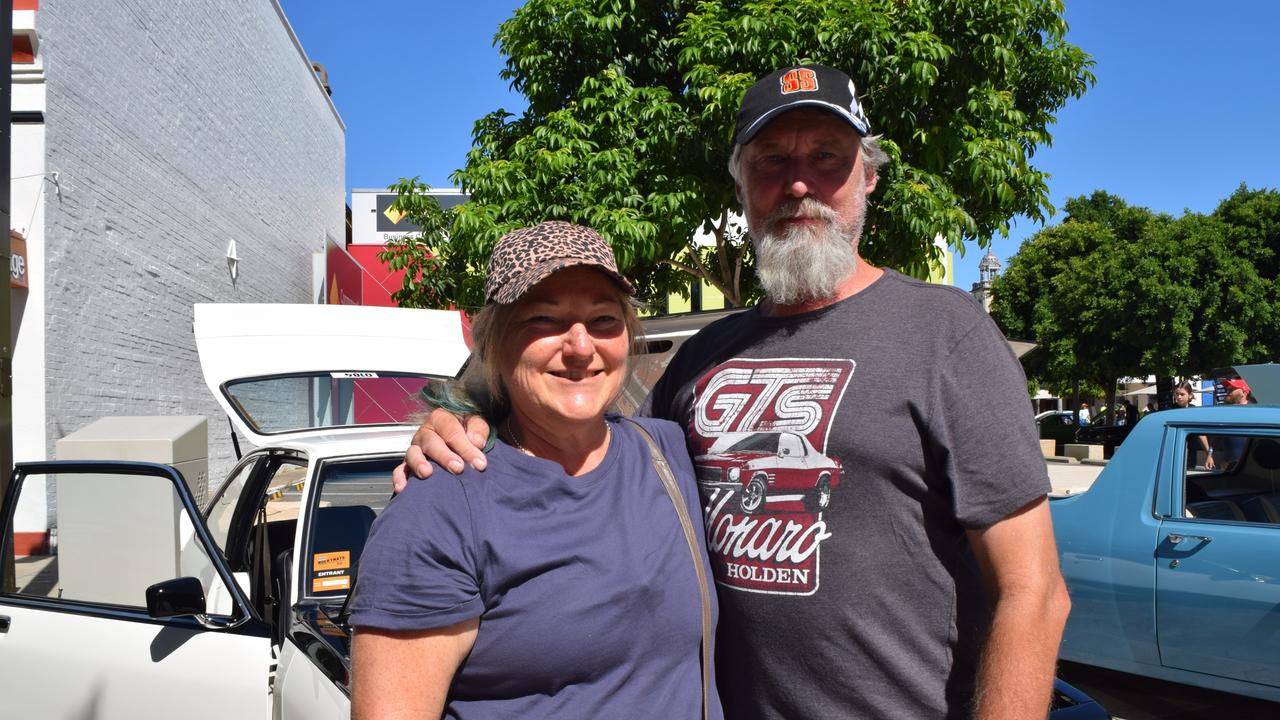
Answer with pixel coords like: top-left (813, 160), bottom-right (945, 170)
top-left (0, 615), bottom-right (9, 633)
top-left (1168, 533), bottom-right (1213, 545)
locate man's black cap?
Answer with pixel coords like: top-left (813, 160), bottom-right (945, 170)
top-left (735, 64), bottom-right (871, 145)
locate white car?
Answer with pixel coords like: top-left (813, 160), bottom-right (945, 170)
top-left (0, 303), bottom-right (469, 720)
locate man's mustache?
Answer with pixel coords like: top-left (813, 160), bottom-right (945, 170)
top-left (764, 197), bottom-right (840, 228)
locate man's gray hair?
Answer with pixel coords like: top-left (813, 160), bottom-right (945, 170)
top-left (728, 135), bottom-right (888, 187)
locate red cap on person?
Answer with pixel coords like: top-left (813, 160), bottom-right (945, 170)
top-left (1222, 378), bottom-right (1251, 394)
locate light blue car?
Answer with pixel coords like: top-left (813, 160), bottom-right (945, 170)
top-left (1051, 365), bottom-right (1280, 703)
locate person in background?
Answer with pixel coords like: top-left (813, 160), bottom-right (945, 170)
top-left (397, 64), bottom-right (1068, 720)
top-left (1205, 378), bottom-right (1254, 470)
top-left (1172, 381), bottom-right (1198, 410)
top-left (1173, 380), bottom-right (1214, 469)
top-left (1223, 377), bottom-right (1253, 405)
top-left (1078, 401), bottom-right (1092, 426)
top-left (350, 221), bottom-right (721, 720)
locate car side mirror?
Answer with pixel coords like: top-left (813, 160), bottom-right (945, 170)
top-left (146, 576), bottom-right (208, 619)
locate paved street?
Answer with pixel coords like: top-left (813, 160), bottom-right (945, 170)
top-left (1047, 460), bottom-right (1105, 496)
top-left (13, 553), bottom-right (57, 597)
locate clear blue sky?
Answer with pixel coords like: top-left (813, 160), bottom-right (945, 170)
top-left (279, 1), bottom-right (1280, 292)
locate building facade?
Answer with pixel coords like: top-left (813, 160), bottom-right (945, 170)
top-left (10, 0), bottom-right (344, 550)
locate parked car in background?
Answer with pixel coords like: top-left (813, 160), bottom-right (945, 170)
top-left (613, 308), bottom-right (744, 415)
top-left (1072, 406), bottom-right (1138, 455)
top-left (0, 304), bottom-right (1108, 720)
top-left (1051, 368), bottom-right (1280, 703)
top-left (0, 304), bottom-right (469, 720)
top-left (1036, 410), bottom-right (1078, 455)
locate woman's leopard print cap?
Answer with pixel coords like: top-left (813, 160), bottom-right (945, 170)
top-left (484, 220), bottom-right (635, 305)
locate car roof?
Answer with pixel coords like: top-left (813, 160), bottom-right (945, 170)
top-left (1155, 404), bottom-right (1278, 422)
top-left (638, 309), bottom-right (744, 340)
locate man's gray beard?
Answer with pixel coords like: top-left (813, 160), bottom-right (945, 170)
top-left (750, 197), bottom-right (864, 305)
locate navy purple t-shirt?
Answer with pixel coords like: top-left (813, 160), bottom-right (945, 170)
top-left (350, 414), bottom-right (721, 720)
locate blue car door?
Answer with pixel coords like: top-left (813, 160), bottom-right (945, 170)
top-left (1154, 428), bottom-right (1280, 690)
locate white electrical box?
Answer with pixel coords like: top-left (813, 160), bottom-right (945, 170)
top-left (54, 416), bottom-right (209, 606)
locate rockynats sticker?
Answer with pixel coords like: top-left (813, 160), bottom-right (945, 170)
top-left (313, 550), bottom-right (350, 572)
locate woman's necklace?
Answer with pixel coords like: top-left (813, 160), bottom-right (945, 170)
top-left (503, 416), bottom-right (611, 457)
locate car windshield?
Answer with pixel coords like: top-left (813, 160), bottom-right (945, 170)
top-left (223, 372), bottom-right (442, 435)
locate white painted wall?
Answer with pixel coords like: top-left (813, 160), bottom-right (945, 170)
top-left (11, 124), bottom-right (49, 535)
top-left (11, 7), bottom-right (49, 533)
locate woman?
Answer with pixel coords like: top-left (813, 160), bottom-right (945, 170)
top-left (349, 221), bottom-right (721, 720)
top-left (1173, 380), bottom-right (1214, 469)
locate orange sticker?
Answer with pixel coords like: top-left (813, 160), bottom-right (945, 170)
top-left (313, 550), bottom-right (351, 572)
top-left (312, 575), bottom-right (351, 593)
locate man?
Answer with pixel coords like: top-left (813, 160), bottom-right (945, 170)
top-left (1222, 377), bottom-right (1252, 405)
top-left (1206, 378), bottom-right (1254, 469)
top-left (399, 64), bottom-right (1069, 719)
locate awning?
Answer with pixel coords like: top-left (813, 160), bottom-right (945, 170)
top-left (1122, 385), bottom-right (1157, 396)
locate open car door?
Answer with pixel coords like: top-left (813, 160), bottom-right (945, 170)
top-left (1, 462), bottom-right (272, 719)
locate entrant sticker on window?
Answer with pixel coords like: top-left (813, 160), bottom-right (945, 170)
top-left (313, 575), bottom-right (351, 593)
top-left (330, 372), bottom-right (379, 379)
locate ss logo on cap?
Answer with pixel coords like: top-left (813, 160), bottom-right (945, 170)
top-left (780, 68), bottom-right (818, 94)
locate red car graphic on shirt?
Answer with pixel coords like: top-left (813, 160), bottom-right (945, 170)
top-left (695, 431), bottom-right (842, 515)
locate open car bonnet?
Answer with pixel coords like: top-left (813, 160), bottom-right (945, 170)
top-left (194, 303), bottom-right (470, 446)
top-left (1235, 363), bottom-right (1280, 404)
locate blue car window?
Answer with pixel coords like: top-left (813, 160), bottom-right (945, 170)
top-left (1181, 432), bottom-right (1280, 524)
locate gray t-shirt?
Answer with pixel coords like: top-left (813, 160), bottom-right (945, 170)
top-left (644, 269), bottom-right (1049, 719)
top-left (351, 415), bottom-right (722, 720)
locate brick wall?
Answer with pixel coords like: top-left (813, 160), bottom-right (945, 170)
top-left (39, 0), bottom-right (344, 479)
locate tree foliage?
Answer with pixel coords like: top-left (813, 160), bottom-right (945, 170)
top-left (385, 0), bottom-right (1094, 310)
top-left (376, 178), bottom-right (465, 308)
top-left (991, 187), bottom-right (1280, 406)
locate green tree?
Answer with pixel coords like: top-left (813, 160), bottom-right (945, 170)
top-left (386, 0), bottom-right (1094, 310)
top-left (992, 188), bottom-right (1280, 410)
top-left (375, 178), bottom-right (464, 309)
top-left (990, 218), bottom-right (1170, 412)
top-left (1061, 189), bottom-right (1160, 241)
top-left (1210, 185), bottom-right (1280, 356)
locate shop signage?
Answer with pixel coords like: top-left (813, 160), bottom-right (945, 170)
top-left (10, 231), bottom-right (29, 289)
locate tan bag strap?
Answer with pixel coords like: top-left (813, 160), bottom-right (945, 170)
top-left (625, 419), bottom-right (712, 720)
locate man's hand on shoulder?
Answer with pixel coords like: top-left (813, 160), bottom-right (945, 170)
top-left (391, 409), bottom-right (493, 493)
